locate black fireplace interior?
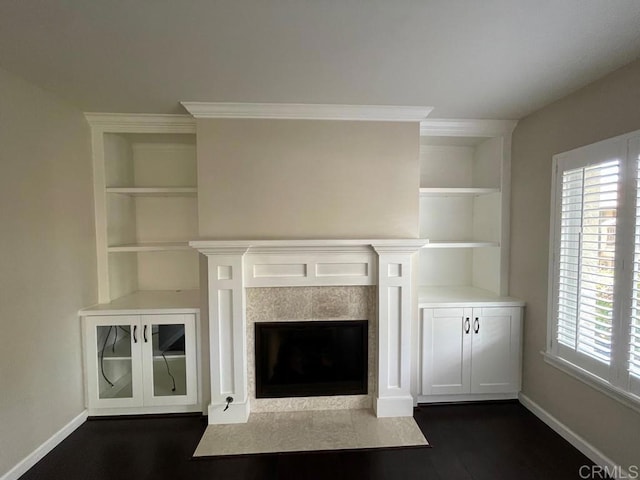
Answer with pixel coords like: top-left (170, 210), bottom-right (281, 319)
top-left (255, 320), bottom-right (368, 398)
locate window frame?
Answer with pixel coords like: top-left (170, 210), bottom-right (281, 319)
top-left (546, 129), bottom-right (640, 412)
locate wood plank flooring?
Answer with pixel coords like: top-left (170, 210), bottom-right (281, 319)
top-left (19, 401), bottom-right (599, 479)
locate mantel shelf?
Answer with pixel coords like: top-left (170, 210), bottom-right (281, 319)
top-left (422, 241), bottom-right (500, 249)
top-left (106, 187), bottom-right (197, 197)
top-left (108, 242), bottom-right (192, 252)
top-left (419, 187), bottom-right (500, 197)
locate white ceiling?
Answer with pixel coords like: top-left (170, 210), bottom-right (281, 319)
top-left (1, 0), bottom-right (639, 119)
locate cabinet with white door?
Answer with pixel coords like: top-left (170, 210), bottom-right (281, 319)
top-left (82, 311), bottom-right (200, 415)
top-left (419, 299), bottom-right (524, 402)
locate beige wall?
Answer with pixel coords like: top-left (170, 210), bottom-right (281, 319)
top-left (197, 119), bottom-right (419, 239)
top-left (0, 67), bottom-right (96, 476)
top-left (511, 59), bottom-right (640, 469)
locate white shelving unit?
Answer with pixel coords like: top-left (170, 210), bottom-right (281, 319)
top-left (418, 121), bottom-right (517, 299)
top-left (416, 119), bottom-right (524, 404)
top-left (86, 115), bottom-right (199, 305)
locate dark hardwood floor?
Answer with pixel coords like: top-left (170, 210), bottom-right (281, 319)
top-left (20, 401), bottom-right (598, 480)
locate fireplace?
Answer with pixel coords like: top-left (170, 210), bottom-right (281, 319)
top-left (190, 239), bottom-right (426, 424)
top-left (255, 320), bottom-right (368, 398)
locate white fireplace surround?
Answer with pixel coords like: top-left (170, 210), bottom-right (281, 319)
top-left (190, 239), bottom-right (427, 425)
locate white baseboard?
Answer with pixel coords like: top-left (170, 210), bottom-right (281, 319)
top-left (1, 410), bottom-right (88, 480)
top-left (518, 393), bottom-right (629, 480)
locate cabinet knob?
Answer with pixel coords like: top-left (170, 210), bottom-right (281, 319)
top-left (474, 318), bottom-right (480, 334)
top-left (133, 325), bottom-right (138, 343)
top-left (143, 325), bottom-right (148, 343)
top-left (464, 317), bottom-right (471, 334)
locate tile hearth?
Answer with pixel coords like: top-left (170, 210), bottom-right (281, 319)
top-left (193, 409), bottom-right (428, 457)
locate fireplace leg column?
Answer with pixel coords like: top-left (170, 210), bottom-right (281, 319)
top-left (203, 248), bottom-right (250, 424)
top-left (372, 245), bottom-right (419, 417)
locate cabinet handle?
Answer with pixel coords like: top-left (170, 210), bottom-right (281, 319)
top-left (464, 317), bottom-right (470, 334)
top-left (474, 318), bottom-right (480, 334)
top-left (143, 325), bottom-right (148, 343)
top-left (133, 325), bottom-right (138, 343)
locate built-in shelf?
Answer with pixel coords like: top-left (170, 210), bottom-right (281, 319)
top-left (81, 289), bottom-right (200, 315)
top-left (106, 187), bottom-right (197, 197)
top-left (418, 285), bottom-right (524, 308)
top-left (98, 372), bottom-right (133, 399)
top-left (419, 187), bottom-right (500, 197)
top-left (422, 241), bottom-right (500, 248)
top-left (153, 354), bottom-right (186, 360)
top-left (107, 242), bottom-right (192, 252)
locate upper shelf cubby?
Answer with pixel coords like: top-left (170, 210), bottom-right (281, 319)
top-left (104, 133), bottom-right (197, 189)
top-left (419, 135), bottom-right (502, 189)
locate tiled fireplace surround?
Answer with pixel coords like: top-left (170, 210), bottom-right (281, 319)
top-left (190, 239), bottom-right (426, 425)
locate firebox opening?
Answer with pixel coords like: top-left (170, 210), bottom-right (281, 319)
top-left (255, 320), bottom-right (368, 398)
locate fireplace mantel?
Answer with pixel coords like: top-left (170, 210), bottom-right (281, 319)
top-left (190, 238), bottom-right (427, 424)
top-left (190, 238), bottom-right (427, 254)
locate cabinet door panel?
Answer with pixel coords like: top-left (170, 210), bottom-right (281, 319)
top-left (142, 314), bottom-right (197, 406)
top-left (421, 308), bottom-right (472, 395)
top-left (85, 315), bottom-right (144, 409)
top-left (470, 309), bottom-right (518, 393)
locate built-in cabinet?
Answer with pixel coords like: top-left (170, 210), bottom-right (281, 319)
top-left (420, 305), bottom-right (522, 400)
top-left (80, 113), bottom-right (524, 412)
top-left (82, 115), bottom-right (204, 415)
top-left (81, 307), bottom-right (200, 415)
top-left (417, 120), bottom-right (525, 403)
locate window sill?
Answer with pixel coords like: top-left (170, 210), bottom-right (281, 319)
top-left (542, 351), bottom-right (640, 415)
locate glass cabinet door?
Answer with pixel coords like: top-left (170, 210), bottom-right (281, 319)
top-left (96, 324), bottom-right (135, 399)
top-left (150, 323), bottom-right (187, 396)
top-left (143, 314), bottom-right (197, 406)
top-left (86, 315), bottom-right (143, 409)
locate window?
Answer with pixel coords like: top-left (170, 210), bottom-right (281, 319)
top-left (548, 131), bottom-right (640, 406)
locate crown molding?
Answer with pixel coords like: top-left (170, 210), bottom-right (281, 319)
top-left (84, 113), bottom-right (196, 133)
top-left (420, 119), bottom-right (518, 137)
top-left (180, 102), bottom-right (434, 122)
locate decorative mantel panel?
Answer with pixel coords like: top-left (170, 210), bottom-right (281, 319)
top-left (190, 239), bottom-right (427, 424)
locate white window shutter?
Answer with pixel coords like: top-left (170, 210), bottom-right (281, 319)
top-left (549, 131), bottom-right (640, 405)
top-left (630, 145), bottom-right (640, 395)
top-left (555, 160), bottom-right (619, 377)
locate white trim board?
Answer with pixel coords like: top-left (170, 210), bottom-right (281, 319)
top-left (84, 113), bottom-right (196, 133)
top-left (180, 102), bottom-right (434, 121)
top-left (1, 410), bottom-right (87, 480)
top-left (420, 119), bottom-right (517, 137)
top-left (518, 393), bottom-right (629, 479)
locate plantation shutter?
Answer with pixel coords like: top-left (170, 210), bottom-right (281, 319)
top-left (550, 132), bottom-right (640, 404)
top-left (554, 159), bottom-right (619, 377)
top-left (630, 153), bottom-right (640, 395)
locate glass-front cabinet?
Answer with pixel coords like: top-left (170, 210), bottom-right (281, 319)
top-left (84, 314), bottom-right (197, 412)
top-left (144, 316), bottom-right (196, 405)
